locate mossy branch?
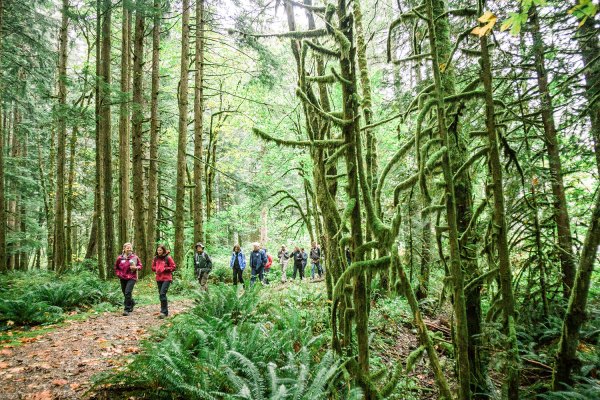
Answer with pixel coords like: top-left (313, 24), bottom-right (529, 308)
top-left (444, 90), bottom-right (486, 103)
top-left (325, 144), bottom-right (348, 168)
top-left (296, 88), bottom-right (353, 126)
top-left (459, 199), bottom-right (488, 247)
top-left (252, 127), bottom-right (344, 148)
top-left (422, 205), bottom-right (445, 216)
top-left (393, 52), bottom-right (432, 65)
top-left (331, 67), bottom-right (352, 85)
top-left (425, 146), bottom-right (447, 173)
top-left (306, 74), bottom-right (337, 84)
top-left (393, 173), bottom-right (419, 205)
top-left (464, 267), bottom-right (498, 293)
top-left (453, 146), bottom-right (488, 180)
top-left (354, 241), bottom-right (378, 259)
top-left (332, 256), bottom-right (391, 301)
top-left (229, 27), bottom-right (328, 40)
top-left (304, 39), bottom-right (342, 59)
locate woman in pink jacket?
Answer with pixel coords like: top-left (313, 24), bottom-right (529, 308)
top-left (151, 244), bottom-right (176, 318)
top-left (114, 243), bottom-right (143, 316)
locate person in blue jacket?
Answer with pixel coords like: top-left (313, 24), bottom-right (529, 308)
top-left (230, 244), bottom-right (246, 286)
top-left (248, 242), bottom-right (267, 285)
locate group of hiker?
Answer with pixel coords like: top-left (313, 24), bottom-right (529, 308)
top-left (113, 241), bottom-right (323, 318)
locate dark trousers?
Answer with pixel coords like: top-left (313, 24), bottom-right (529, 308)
top-left (292, 263), bottom-right (304, 280)
top-left (156, 281), bottom-right (171, 315)
top-left (233, 265), bottom-right (244, 286)
top-left (120, 278), bottom-right (136, 312)
top-left (250, 265), bottom-right (264, 284)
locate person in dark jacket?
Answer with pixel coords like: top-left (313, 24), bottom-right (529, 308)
top-left (114, 242), bottom-right (143, 316)
top-left (229, 244), bottom-right (246, 286)
top-left (248, 242), bottom-right (267, 285)
top-left (151, 244), bottom-right (176, 318)
top-left (194, 242), bottom-right (212, 292)
top-left (310, 241), bottom-right (322, 279)
top-left (291, 246), bottom-right (304, 280)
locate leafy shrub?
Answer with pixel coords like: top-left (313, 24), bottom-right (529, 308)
top-left (0, 299), bottom-right (64, 326)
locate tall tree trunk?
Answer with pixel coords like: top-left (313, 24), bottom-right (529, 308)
top-left (0, 0), bottom-right (5, 272)
top-left (66, 126), bottom-right (77, 267)
top-left (426, 0), bottom-right (471, 398)
top-left (53, 0), bottom-right (69, 273)
top-left (132, 0), bottom-right (148, 269)
top-left (552, 189), bottom-right (600, 389)
top-left (95, 0), bottom-right (106, 279)
top-left (193, 0), bottom-right (205, 244)
top-left (574, 3), bottom-right (600, 175)
top-left (147, 0), bottom-right (161, 262)
top-left (530, 7), bottom-right (575, 299)
top-left (118, 0), bottom-right (132, 248)
top-left (480, 31), bottom-right (520, 399)
top-left (336, 0), bottom-right (370, 394)
top-left (101, 0), bottom-right (115, 274)
top-left (174, 0), bottom-right (190, 269)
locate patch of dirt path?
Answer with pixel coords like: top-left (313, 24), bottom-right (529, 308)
top-left (0, 301), bottom-right (192, 400)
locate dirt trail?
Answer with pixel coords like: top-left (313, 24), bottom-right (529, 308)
top-left (0, 301), bottom-right (192, 400)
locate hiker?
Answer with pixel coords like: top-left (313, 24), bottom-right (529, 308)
top-left (310, 241), bottom-right (322, 279)
top-left (291, 246), bottom-right (304, 280)
top-left (229, 244), bottom-right (246, 286)
top-left (249, 242), bottom-right (267, 285)
top-left (114, 243), bottom-right (142, 316)
top-left (301, 247), bottom-right (308, 277)
top-left (151, 244), bottom-right (176, 318)
top-left (278, 245), bottom-right (290, 282)
top-left (194, 242), bottom-right (212, 292)
top-left (345, 247), bottom-right (352, 266)
top-left (263, 247), bottom-right (273, 285)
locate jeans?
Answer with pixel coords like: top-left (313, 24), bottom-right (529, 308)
top-left (250, 265), bottom-right (264, 285)
top-left (120, 278), bottom-right (136, 312)
top-left (157, 281), bottom-right (171, 315)
top-left (311, 262), bottom-right (322, 279)
top-left (233, 265), bottom-right (244, 286)
top-left (292, 263), bottom-right (304, 280)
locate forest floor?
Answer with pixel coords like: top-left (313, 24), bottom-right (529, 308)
top-left (0, 300), bottom-right (193, 400)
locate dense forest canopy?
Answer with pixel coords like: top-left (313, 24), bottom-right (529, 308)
top-left (0, 0), bottom-right (599, 399)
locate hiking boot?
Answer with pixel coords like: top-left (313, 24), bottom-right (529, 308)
top-left (122, 311), bottom-right (130, 316)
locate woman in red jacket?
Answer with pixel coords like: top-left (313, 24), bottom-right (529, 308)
top-left (151, 244), bottom-right (176, 318)
top-left (114, 243), bottom-right (143, 316)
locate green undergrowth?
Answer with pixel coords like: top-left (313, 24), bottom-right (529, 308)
top-left (93, 282), bottom-right (362, 399)
top-left (0, 268), bottom-right (122, 328)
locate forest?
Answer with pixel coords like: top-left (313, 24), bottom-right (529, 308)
top-left (0, 0), bottom-right (599, 399)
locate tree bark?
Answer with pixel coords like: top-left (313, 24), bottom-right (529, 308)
top-left (101, 0), bottom-right (114, 273)
top-left (193, 0), bottom-right (205, 244)
top-left (132, 0), bottom-right (148, 269)
top-left (66, 126), bottom-right (77, 268)
top-left (53, 0), bottom-right (69, 273)
top-left (480, 32), bottom-right (520, 399)
top-left (147, 0), bottom-right (161, 262)
top-left (426, 0), bottom-right (471, 398)
top-left (174, 0), bottom-right (190, 269)
top-left (0, 0), bottom-right (5, 272)
top-left (552, 189), bottom-right (600, 389)
top-left (530, 7), bottom-right (575, 299)
top-left (95, 0), bottom-right (106, 279)
top-left (118, 0), bottom-right (132, 249)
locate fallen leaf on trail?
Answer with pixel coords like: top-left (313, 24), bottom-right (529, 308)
top-left (0, 362), bottom-right (9, 369)
top-left (25, 390), bottom-right (53, 400)
top-left (124, 346), bottom-right (139, 354)
top-left (52, 379), bottom-right (68, 386)
top-left (70, 383), bottom-right (81, 390)
top-left (20, 337), bottom-right (39, 344)
top-left (0, 349), bottom-right (12, 356)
